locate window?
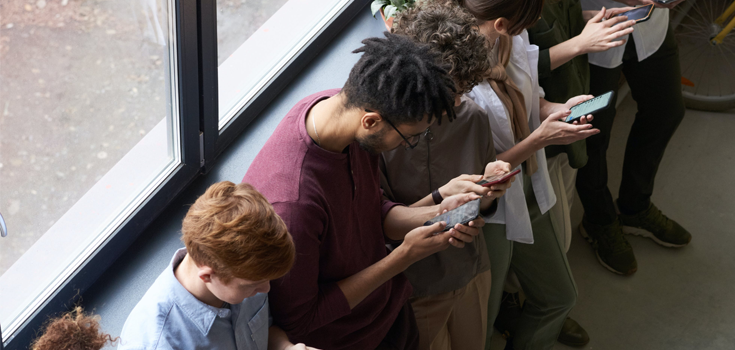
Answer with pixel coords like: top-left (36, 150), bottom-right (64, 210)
top-left (217, 0), bottom-right (351, 129)
top-left (0, 0), bottom-right (364, 346)
top-left (0, 0), bottom-right (183, 338)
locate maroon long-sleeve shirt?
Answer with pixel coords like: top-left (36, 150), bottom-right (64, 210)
top-left (243, 89), bottom-right (413, 349)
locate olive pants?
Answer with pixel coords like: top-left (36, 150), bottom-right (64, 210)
top-left (485, 168), bottom-right (578, 350)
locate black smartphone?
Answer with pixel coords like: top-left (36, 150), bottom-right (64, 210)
top-left (615, 4), bottom-right (655, 23)
top-left (424, 198), bottom-right (482, 232)
top-left (564, 90), bottom-right (615, 124)
top-left (653, 0), bottom-right (676, 4)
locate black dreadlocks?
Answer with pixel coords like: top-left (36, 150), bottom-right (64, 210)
top-left (343, 32), bottom-right (457, 125)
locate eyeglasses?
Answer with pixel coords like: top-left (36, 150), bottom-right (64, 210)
top-left (365, 109), bottom-right (427, 149)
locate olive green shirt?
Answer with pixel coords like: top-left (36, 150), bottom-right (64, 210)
top-left (528, 0), bottom-right (589, 168)
top-left (379, 97), bottom-right (493, 298)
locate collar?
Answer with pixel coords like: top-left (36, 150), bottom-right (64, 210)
top-left (166, 248), bottom-right (232, 336)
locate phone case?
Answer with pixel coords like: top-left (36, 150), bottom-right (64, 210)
top-left (565, 90), bottom-right (616, 123)
top-left (477, 169), bottom-right (521, 187)
top-left (424, 198), bottom-right (482, 232)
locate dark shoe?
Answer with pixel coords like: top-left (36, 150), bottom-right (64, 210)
top-left (579, 218), bottom-right (638, 275)
top-left (619, 202), bottom-right (692, 248)
top-left (494, 291), bottom-right (522, 339)
top-left (557, 317), bottom-right (590, 347)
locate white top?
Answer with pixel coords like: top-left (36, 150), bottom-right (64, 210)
top-left (582, 0), bottom-right (669, 68)
top-left (466, 31), bottom-right (556, 244)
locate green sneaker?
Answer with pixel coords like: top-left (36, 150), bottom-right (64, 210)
top-left (619, 202), bottom-right (691, 248)
top-left (579, 218), bottom-right (638, 275)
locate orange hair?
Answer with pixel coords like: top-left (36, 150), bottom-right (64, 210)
top-left (182, 181), bottom-right (295, 283)
top-left (30, 307), bottom-right (116, 350)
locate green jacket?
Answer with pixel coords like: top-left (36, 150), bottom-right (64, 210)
top-left (528, 0), bottom-right (590, 169)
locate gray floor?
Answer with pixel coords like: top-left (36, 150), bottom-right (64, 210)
top-left (493, 94), bottom-right (735, 349)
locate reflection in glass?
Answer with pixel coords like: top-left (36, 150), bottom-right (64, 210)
top-left (217, 0), bottom-right (350, 128)
top-left (0, 0), bottom-right (180, 338)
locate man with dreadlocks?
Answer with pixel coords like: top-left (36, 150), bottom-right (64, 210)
top-left (243, 32), bottom-right (485, 350)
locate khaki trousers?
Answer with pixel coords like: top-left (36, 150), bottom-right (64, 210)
top-left (411, 269), bottom-right (492, 350)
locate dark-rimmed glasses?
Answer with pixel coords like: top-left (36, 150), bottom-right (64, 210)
top-left (366, 109), bottom-right (427, 149)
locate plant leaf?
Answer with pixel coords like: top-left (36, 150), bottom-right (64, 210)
top-left (370, 0), bottom-right (388, 17)
top-left (383, 4), bottom-right (398, 19)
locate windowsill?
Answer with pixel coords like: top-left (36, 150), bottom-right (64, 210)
top-left (79, 6), bottom-right (385, 344)
top-left (0, 118), bottom-right (175, 336)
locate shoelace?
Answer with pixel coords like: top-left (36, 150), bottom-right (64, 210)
top-left (642, 205), bottom-right (671, 232)
top-left (601, 221), bottom-right (632, 254)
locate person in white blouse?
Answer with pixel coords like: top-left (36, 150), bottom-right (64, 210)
top-left (576, 0), bottom-right (692, 276)
top-left (457, 0), bottom-right (600, 348)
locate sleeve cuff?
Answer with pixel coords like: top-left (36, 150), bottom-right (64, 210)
top-left (538, 48), bottom-right (552, 79)
top-left (480, 200), bottom-right (499, 221)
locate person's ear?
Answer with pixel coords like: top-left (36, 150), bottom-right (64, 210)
top-left (361, 111), bottom-right (383, 131)
top-left (198, 266), bottom-right (214, 284)
top-left (494, 17), bottom-right (509, 35)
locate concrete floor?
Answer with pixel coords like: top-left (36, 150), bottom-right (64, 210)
top-left (492, 93), bottom-right (735, 349)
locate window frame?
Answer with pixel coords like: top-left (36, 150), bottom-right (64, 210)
top-left (1, 0), bottom-right (369, 347)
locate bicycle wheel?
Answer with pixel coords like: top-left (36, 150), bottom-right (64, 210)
top-left (673, 0), bottom-right (735, 111)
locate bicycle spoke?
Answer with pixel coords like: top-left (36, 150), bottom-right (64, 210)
top-left (718, 45), bottom-right (735, 94)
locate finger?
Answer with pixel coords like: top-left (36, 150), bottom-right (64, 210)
top-left (449, 227), bottom-right (475, 243)
top-left (456, 174), bottom-right (483, 182)
top-left (468, 184), bottom-right (492, 196)
top-left (448, 237), bottom-right (465, 248)
top-left (606, 38), bottom-right (627, 48)
top-left (591, 7), bottom-right (606, 22)
top-left (467, 217), bottom-right (485, 228)
top-left (602, 14), bottom-right (629, 26)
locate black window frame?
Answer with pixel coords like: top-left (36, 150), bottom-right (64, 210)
top-left (1, 0), bottom-right (369, 347)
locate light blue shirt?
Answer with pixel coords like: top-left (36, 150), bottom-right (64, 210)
top-left (118, 248), bottom-right (271, 350)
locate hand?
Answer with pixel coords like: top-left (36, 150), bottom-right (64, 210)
top-left (482, 161), bottom-right (513, 201)
top-left (649, 0), bottom-right (685, 9)
top-left (534, 110), bottom-right (599, 147)
top-left (437, 193), bottom-right (485, 247)
top-left (574, 7), bottom-right (635, 54)
top-left (544, 95), bottom-right (593, 117)
top-left (562, 95), bottom-right (594, 112)
top-left (285, 344), bottom-right (321, 350)
top-left (439, 174), bottom-right (491, 198)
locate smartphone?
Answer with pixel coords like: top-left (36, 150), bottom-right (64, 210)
top-left (564, 90), bottom-right (615, 124)
top-left (614, 4), bottom-right (655, 23)
top-left (424, 198), bottom-right (482, 232)
top-left (476, 169), bottom-right (521, 187)
top-left (653, 0), bottom-right (676, 4)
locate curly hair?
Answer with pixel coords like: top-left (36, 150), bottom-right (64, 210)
top-left (30, 307), bottom-right (116, 350)
top-left (182, 181), bottom-right (295, 283)
top-left (394, 1), bottom-right (491, 94)
top-left (343, 32), bottom-right (456, 125)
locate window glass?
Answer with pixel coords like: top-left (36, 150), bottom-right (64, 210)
top-left (0, 0), bottom-right (180, 337)
top-left (217, 0), bottom-right (350, 129)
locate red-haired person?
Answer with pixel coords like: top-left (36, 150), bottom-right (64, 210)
top-left (31, 307), bottom-right (116, 350)
top-left (118, 181), bottom-right (317, 350)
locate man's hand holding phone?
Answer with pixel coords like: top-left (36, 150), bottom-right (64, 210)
top-left (399, 193), bottom-right (485, 262)
top-left (437, 193), bottom-right (485, 247)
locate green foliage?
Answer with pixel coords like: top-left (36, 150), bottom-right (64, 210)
top-left (370, 0), bottom-right (416, 19)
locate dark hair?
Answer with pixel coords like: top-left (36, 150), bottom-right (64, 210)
top-left (394, 2), bottom-right (491, 94)
top-left (343, 32), bottom-right (457, 125)
top-left (458, 0), bottom-right (544, 36)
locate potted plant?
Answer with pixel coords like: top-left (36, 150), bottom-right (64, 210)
top-left (371, 0), bottom-right (416, 31)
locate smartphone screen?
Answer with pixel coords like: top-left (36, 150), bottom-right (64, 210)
top-left (424, 198), bottom-right (481, 232)
top-left (565, 91), bottom-right (614, 123)
top-left (615, 4), bottom-right (654, 22)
